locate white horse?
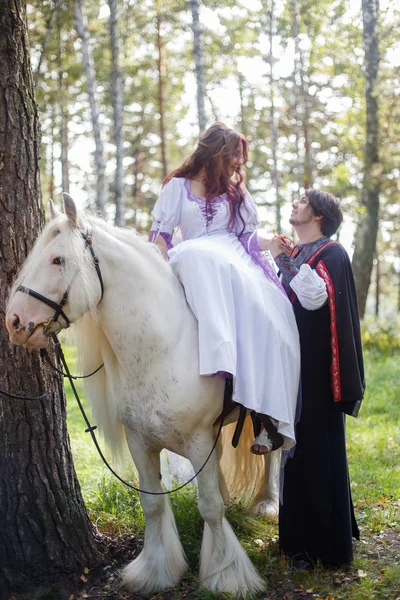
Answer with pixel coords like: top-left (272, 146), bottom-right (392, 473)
top-left (6, 194), bottom-right (280, 596)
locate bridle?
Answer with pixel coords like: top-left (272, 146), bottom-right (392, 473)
top-left (16, 228), bottom-right (104, 335)
top-left (4, 226), bottom-right (230, 496)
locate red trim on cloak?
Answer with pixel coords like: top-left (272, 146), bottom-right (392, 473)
top-left (288, 240), bottom-right (338, 305)
top-left (288, 240), bottom-right (342, 402)
top-left (315, 260), bottom-right (342, 403)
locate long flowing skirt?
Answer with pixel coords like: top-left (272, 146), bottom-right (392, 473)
top-left (169, 233), bottom-right (300, 450)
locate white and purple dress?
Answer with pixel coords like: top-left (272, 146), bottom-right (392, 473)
top-left (149, 177), bottom-right (300, 449)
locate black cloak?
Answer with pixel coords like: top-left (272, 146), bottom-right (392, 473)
top-left (279, 241), bottom-right (365, 566)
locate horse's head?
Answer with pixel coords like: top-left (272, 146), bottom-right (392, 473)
top-left (6, 194), bottom-right (102, 348)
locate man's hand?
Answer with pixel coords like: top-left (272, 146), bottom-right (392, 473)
top-left (259, 235), bottom-right (294, 258)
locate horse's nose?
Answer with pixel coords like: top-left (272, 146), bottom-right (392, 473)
top-left (5, 312), bottom-right (23, 336)
top-left (12, 314), bottom-right (21, 330)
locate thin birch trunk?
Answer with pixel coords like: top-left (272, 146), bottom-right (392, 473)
top-left (156, 8), bottom-right (168, 179)
top-left (267, 0), bottom-right (281, 233)
top-left (398, 265), bottom-right (400, 313)
top-left (375, 254), bottom-right (380, 317)
top-left (34, 0), bottom-right (64, 85)
top-left (57, 12), bottom-right (69, 194)
top-left (352, 0), bottom-right (381, 317)
top-left (299, 51), bottom-right (312, 188)
top-left (190, 0), bottom-right (207, 133)
top-left (49, 109), bottom-right (56, 199)
top-left (108, 0), bottom-right (125, 226)
top-left (59, 70), bottom-right (70, 193)
top-left (291, 0), bottom-right (302, 192)
top-left (74, 0), bottom-right (106, 215)
top-left (237, 72), bottom-right (247, 136)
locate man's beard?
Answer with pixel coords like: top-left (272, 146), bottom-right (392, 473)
top-left (289, 212), bottom-right (314, 227)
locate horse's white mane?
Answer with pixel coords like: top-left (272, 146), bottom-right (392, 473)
top-left (10, 210), bottom-right (165, 310)
top-left (10, 209), bottom-right (170, 457)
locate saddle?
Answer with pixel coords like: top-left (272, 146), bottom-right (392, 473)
top-left (214, 379), bottom-right (281, 449)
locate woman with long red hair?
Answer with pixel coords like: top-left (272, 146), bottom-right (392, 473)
top-left (149, 122), bottom-right (300, 454)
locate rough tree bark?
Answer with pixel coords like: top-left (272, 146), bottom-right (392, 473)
top-left (190, 0), bottom-right (207, 133)
top-left (352, 0), bottom-right (381, 317)
top-left (0, 1), bottom-right (100, 596)
top-left (74, 0), bottom-right (107, 215)
top-left (108, 0), bottom-right (125, 226)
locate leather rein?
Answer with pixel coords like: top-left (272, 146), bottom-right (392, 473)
top-left (2, 227), bottom-right (227, 495)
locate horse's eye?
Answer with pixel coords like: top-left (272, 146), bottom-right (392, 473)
top-left (53, 257), bottom-right (65, 266)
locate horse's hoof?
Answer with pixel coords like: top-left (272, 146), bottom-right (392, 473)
top-left (253, 500), bottom-right (278, 517)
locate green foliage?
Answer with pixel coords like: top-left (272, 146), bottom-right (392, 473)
top-left (361, 316), bottom-right (400, 353)
top-left (65, 348), bottom-right (400, 599)
top-left (85, 474), bottom-right (145, 536)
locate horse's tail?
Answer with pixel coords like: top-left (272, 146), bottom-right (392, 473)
top-left (219, 416), bottom-right (268, 505)
top-left (76, 312), bottom-right (127, 460)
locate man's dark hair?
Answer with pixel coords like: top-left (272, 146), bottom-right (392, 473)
top-left (305, 189), bottom-right (343, 237)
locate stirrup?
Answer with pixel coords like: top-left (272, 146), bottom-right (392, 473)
top-left (250, 426), bottom-right (284, 455)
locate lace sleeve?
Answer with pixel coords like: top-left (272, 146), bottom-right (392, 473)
top-left (237, 192), bottom-right (286, 295)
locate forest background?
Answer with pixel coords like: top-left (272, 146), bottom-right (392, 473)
top-left (0, 1), bottom-right (399, 599)
top-left (29, 0), bottom-right (400, 320)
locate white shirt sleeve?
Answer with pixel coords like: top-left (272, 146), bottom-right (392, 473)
top-left (289, 263), bottom-right (328, 310)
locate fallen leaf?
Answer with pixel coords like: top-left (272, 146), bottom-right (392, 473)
top-left (80, 575), bottom-right (88, 583)
top-left (357, 569), bottom-right (368, 578)
top-left (306, 588), bottom-right (314, 593)
top-left (83, 566), bottom-right (89, 574)
top-left (325, 596), bottom-right (335, 600)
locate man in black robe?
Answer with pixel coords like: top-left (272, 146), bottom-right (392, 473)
top-left (267, 189), bottom-right (365, 569)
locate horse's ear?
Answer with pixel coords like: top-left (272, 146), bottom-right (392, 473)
top-left (49, 199), bottom-right (61, 220)
top-left (62, 192), bottom-right (79, 228)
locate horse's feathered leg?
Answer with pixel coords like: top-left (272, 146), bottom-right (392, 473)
top-left (121, 431), bottom-right (187, 595)
top-left (216, 434), bottom-right (230, 505)
top-left (187, 430), bottom-right (266, 597)
top-left (253, 448), bottom-right (281, 517)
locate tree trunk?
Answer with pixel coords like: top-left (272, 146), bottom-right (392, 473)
top-left (156, 9), bottom-right (168, 179)
top-left (190, 0), bottom-right (207, 133)
top-left (58, 22), bottom-right (70, 194)
top-left (50, 108), bottom-right (56, 199)
top-left (108, 0), bottom-right (125, 226)
top-left (375, 255), bottom-right (380, 317)
top-left (59, 72), bottom-right (70, 194)
top-left (352, 0), bottom-right (381, 318)
top-left (74, 0), bottom-right (107, 215)
top-left (0, 1), bottom-right (99, 595)
top-left (34, 0), bottom-right (64, 86)
top-left (237, 72), bottom-right (247, 137)
top-left (398, 265), bottom-right (400, 313)
top-left (291, 0), bottom-right (303, 192)
top-left (267, 0), bottom-right (281, 233)
top-left (299, 51), bottom-right (312, 188)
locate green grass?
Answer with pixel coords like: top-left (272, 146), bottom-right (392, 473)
top-left (65, 349), bottom-right (400, 600)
